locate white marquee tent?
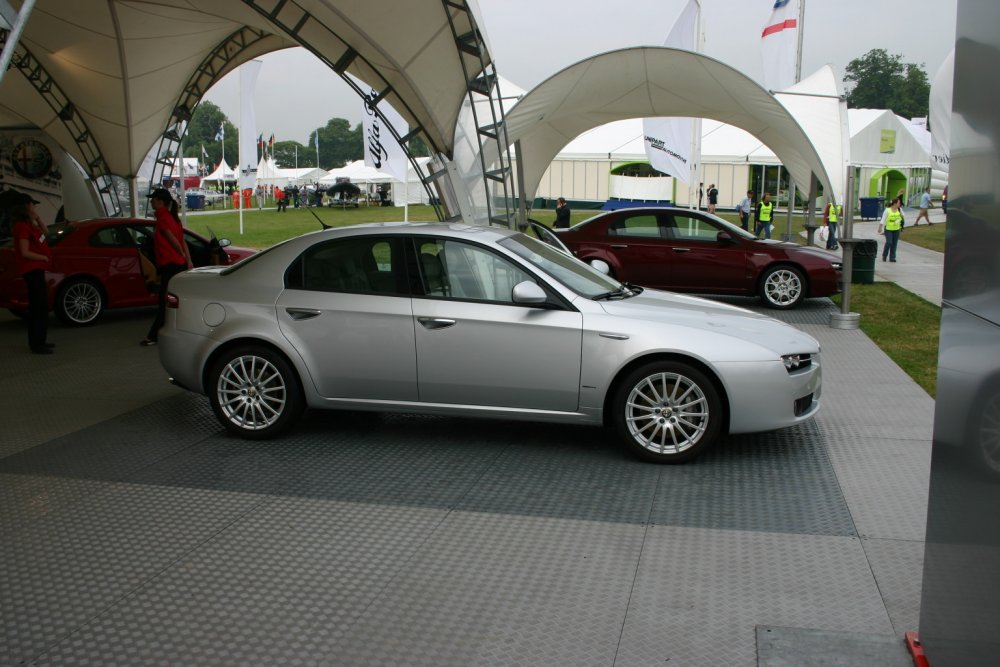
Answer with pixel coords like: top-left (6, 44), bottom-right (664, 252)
top-left (536, 108), bottom-right (934, 209)
top-left (202, 160), bottom-right (237, 183)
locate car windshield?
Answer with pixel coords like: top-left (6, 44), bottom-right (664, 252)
top-left (498, 233), bottom-right (624, 298)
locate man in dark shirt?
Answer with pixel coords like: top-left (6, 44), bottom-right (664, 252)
top-left (554, 197), bottom-right (571, 228)
top-left (707, 184), bottom-right (719, 214)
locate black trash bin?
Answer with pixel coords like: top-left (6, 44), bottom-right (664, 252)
top-left (859, 197), bottom-right (883, 221)
top-left (852, 239), bottom-right (878, 284)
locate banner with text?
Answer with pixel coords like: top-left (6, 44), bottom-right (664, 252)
top-left (238, 60), bottom-right (262, 191)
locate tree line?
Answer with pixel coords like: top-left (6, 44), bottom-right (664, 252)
top-left (182, 101), bottom-right (428, 170)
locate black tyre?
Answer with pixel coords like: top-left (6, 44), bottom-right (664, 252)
top-left (208, 346), bottom-right (304, 439)
top-left (611, 361), bottom-right (723, 463)
top-left (760, 265), bottom-right (805, 309)
top-left (55, 278), bottom-right (104, 325)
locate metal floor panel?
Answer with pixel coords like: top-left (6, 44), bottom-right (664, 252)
top-left (0, 301), bottom-right (933, 665)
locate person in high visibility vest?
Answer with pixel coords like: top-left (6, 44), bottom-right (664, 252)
top-left (823, 200), bottom-right (841, 251)
top-left (754, 192), bottom-right (774, 239)
top-left (878, 196), bottom-right (905, 262)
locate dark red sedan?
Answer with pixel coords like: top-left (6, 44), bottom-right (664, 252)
top-left (554, 207), bottom-right (841, 308)
top-left (0, 217), bottom-right (255, 325)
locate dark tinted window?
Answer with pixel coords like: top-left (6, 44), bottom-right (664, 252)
top-left (413, 237), bottom-right (532, 303)
top-left (608, 214), bottom-right (662, 238)
top-left (287, 236), bottom-right (404, 295)
top-left (89, 225), bottom-right (131, 248)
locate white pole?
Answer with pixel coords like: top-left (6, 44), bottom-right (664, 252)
top-left (795, 0), bottom-right (806, 83)
top-left (179, 139), bottom-right (188, 226)
top-left (404, 177), bottom-right (409, 223)
top-left (688, 0), bottom-right (703, 210)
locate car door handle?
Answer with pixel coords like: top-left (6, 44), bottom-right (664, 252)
top-left (418, 317), bottom-right (456, 330)
top-left (672, 247), bottom-right (690, 253)
top-left (610, 244), bottom-right (628, 249)
top-left (285, 307), bottom-right (322, 321)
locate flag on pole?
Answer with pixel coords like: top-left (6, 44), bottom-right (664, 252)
top-left (238, 60), bottom-right (262, 191)
top-left (761, 0), bottom-right (800, 91)
top-left (215, 123), bottom-right (224, 141)
top-left (643, 0), bottom-right (698, 185)
top-left (361, 87), bottom-right (408, 182)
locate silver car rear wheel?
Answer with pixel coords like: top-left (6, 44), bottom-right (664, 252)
top-left (760, 265), bottom-right (805, 309)
top-left (209, 347), bottom-right (303, 439)
top-left (612, 361), bottom-right (722, 463)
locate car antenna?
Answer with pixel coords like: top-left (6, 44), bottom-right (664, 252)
top-left (305, 206), bottom-right (332, 230)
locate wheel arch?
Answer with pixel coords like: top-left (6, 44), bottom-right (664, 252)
top-left (757, 261), bottom-right (812, 297)
top-left (603, 352), bottom-right (731, 432)
top-left (201, 337), bottom-right (305, 399)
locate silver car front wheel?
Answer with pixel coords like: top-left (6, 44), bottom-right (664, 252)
top-left (209, 347), bottom-right (303, 439)
top-left (612, 361), bottom-right (722, 463)
top-left (760, 265), bottom-right (805, 309)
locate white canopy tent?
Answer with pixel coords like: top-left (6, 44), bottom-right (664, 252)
top-left (501, 48), bottom-right (842, 213)
top-left (0, 0), bottom-right (497, 218)
top-left (538, 107), bottom-right (931, 209)
top-left (202, 160), bottom-right (238, 184)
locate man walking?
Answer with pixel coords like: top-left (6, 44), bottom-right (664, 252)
top-left (707, 184), bottom-right (719, 214)
top-left (913, 187), bottom-right (933, 225)
top-left (736, 190), bottom-right (753, 230)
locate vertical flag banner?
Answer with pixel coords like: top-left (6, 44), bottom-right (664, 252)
top-left (643, 0), bottom-right (698, 184)
top-left (761, 0), bottom-right (800, 91)
top-left (215, 123), bottom-right (224, 141)
top-left (362, 87), bottom-right (408, 182)
top-left (238, 60), bottom-right (262, 191)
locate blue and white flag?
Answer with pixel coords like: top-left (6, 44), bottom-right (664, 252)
top-left (761, 0), bottom-right (800, 91)
top-left (215, 123), bottom-right (225, 141)
top-left (643, 0), bottom-right (698, 184)
top-left (238, 61), bottom-right (262, 190)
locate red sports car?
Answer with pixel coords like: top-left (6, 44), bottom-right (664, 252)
top-left (0, 217), bottom-right (256, 325)
top-left (554, 207), bottom-right (842, 308)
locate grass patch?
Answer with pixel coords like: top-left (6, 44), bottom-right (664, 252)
top-left (832, 283), bottom-right (940, 397)
top-left (899, 222), bottom-right (946, 253)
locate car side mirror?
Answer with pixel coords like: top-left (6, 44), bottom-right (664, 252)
top-left (589, 259), bottom-right (611, 275)
top-left (512, 281), bottom-right (548, 305)
top-left (218, 238), bottom-right (231, 248)
top-left (717, 231), bottom-right (734, 244)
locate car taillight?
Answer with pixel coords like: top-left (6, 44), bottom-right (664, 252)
top-left (166, 293), bottom-right (179, 309)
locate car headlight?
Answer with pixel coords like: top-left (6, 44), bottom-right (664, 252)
top-left (831, 262), bottom-right (843, 271)
top-left (782, 353), bottom-right (812, 373)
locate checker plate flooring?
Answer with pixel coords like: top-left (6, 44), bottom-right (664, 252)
top-left (0, 300), bottom-right (930, 665)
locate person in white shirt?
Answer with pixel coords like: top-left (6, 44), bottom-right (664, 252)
top-left (736, 190), bottom-right (753, 230)
top-left (913, 187), bottom-right (933, 225)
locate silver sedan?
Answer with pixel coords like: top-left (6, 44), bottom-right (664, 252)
top-left (158, 223), bottom-right (821, 463)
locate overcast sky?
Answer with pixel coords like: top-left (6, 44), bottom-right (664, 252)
top-left (203, 0), bottom-right (958, 146)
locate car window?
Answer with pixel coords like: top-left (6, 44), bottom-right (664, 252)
top-left (668, 214), bottom-right (721, 241)
top-left (89, 225), bottom-right (132, 248)
top-left (608, 214), bottom-right (662, 238)
top-left (414, 238), bottom-right (533, 303)
top-left (287, 236), bottom-right (403, 296)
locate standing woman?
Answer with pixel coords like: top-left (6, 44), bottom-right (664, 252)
top-left (12, 194), bottom-right (53, 354)
top-left (878, 196), bottom-right (905, 262)
top-left (140, 188), bottom-right (192, 346)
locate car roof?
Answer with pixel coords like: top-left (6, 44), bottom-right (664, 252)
top-left (297, 222), bottom-right (519, 242)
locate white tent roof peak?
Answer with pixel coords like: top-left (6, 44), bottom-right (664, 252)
top-left (502, 47), bottom-right (840, 205)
